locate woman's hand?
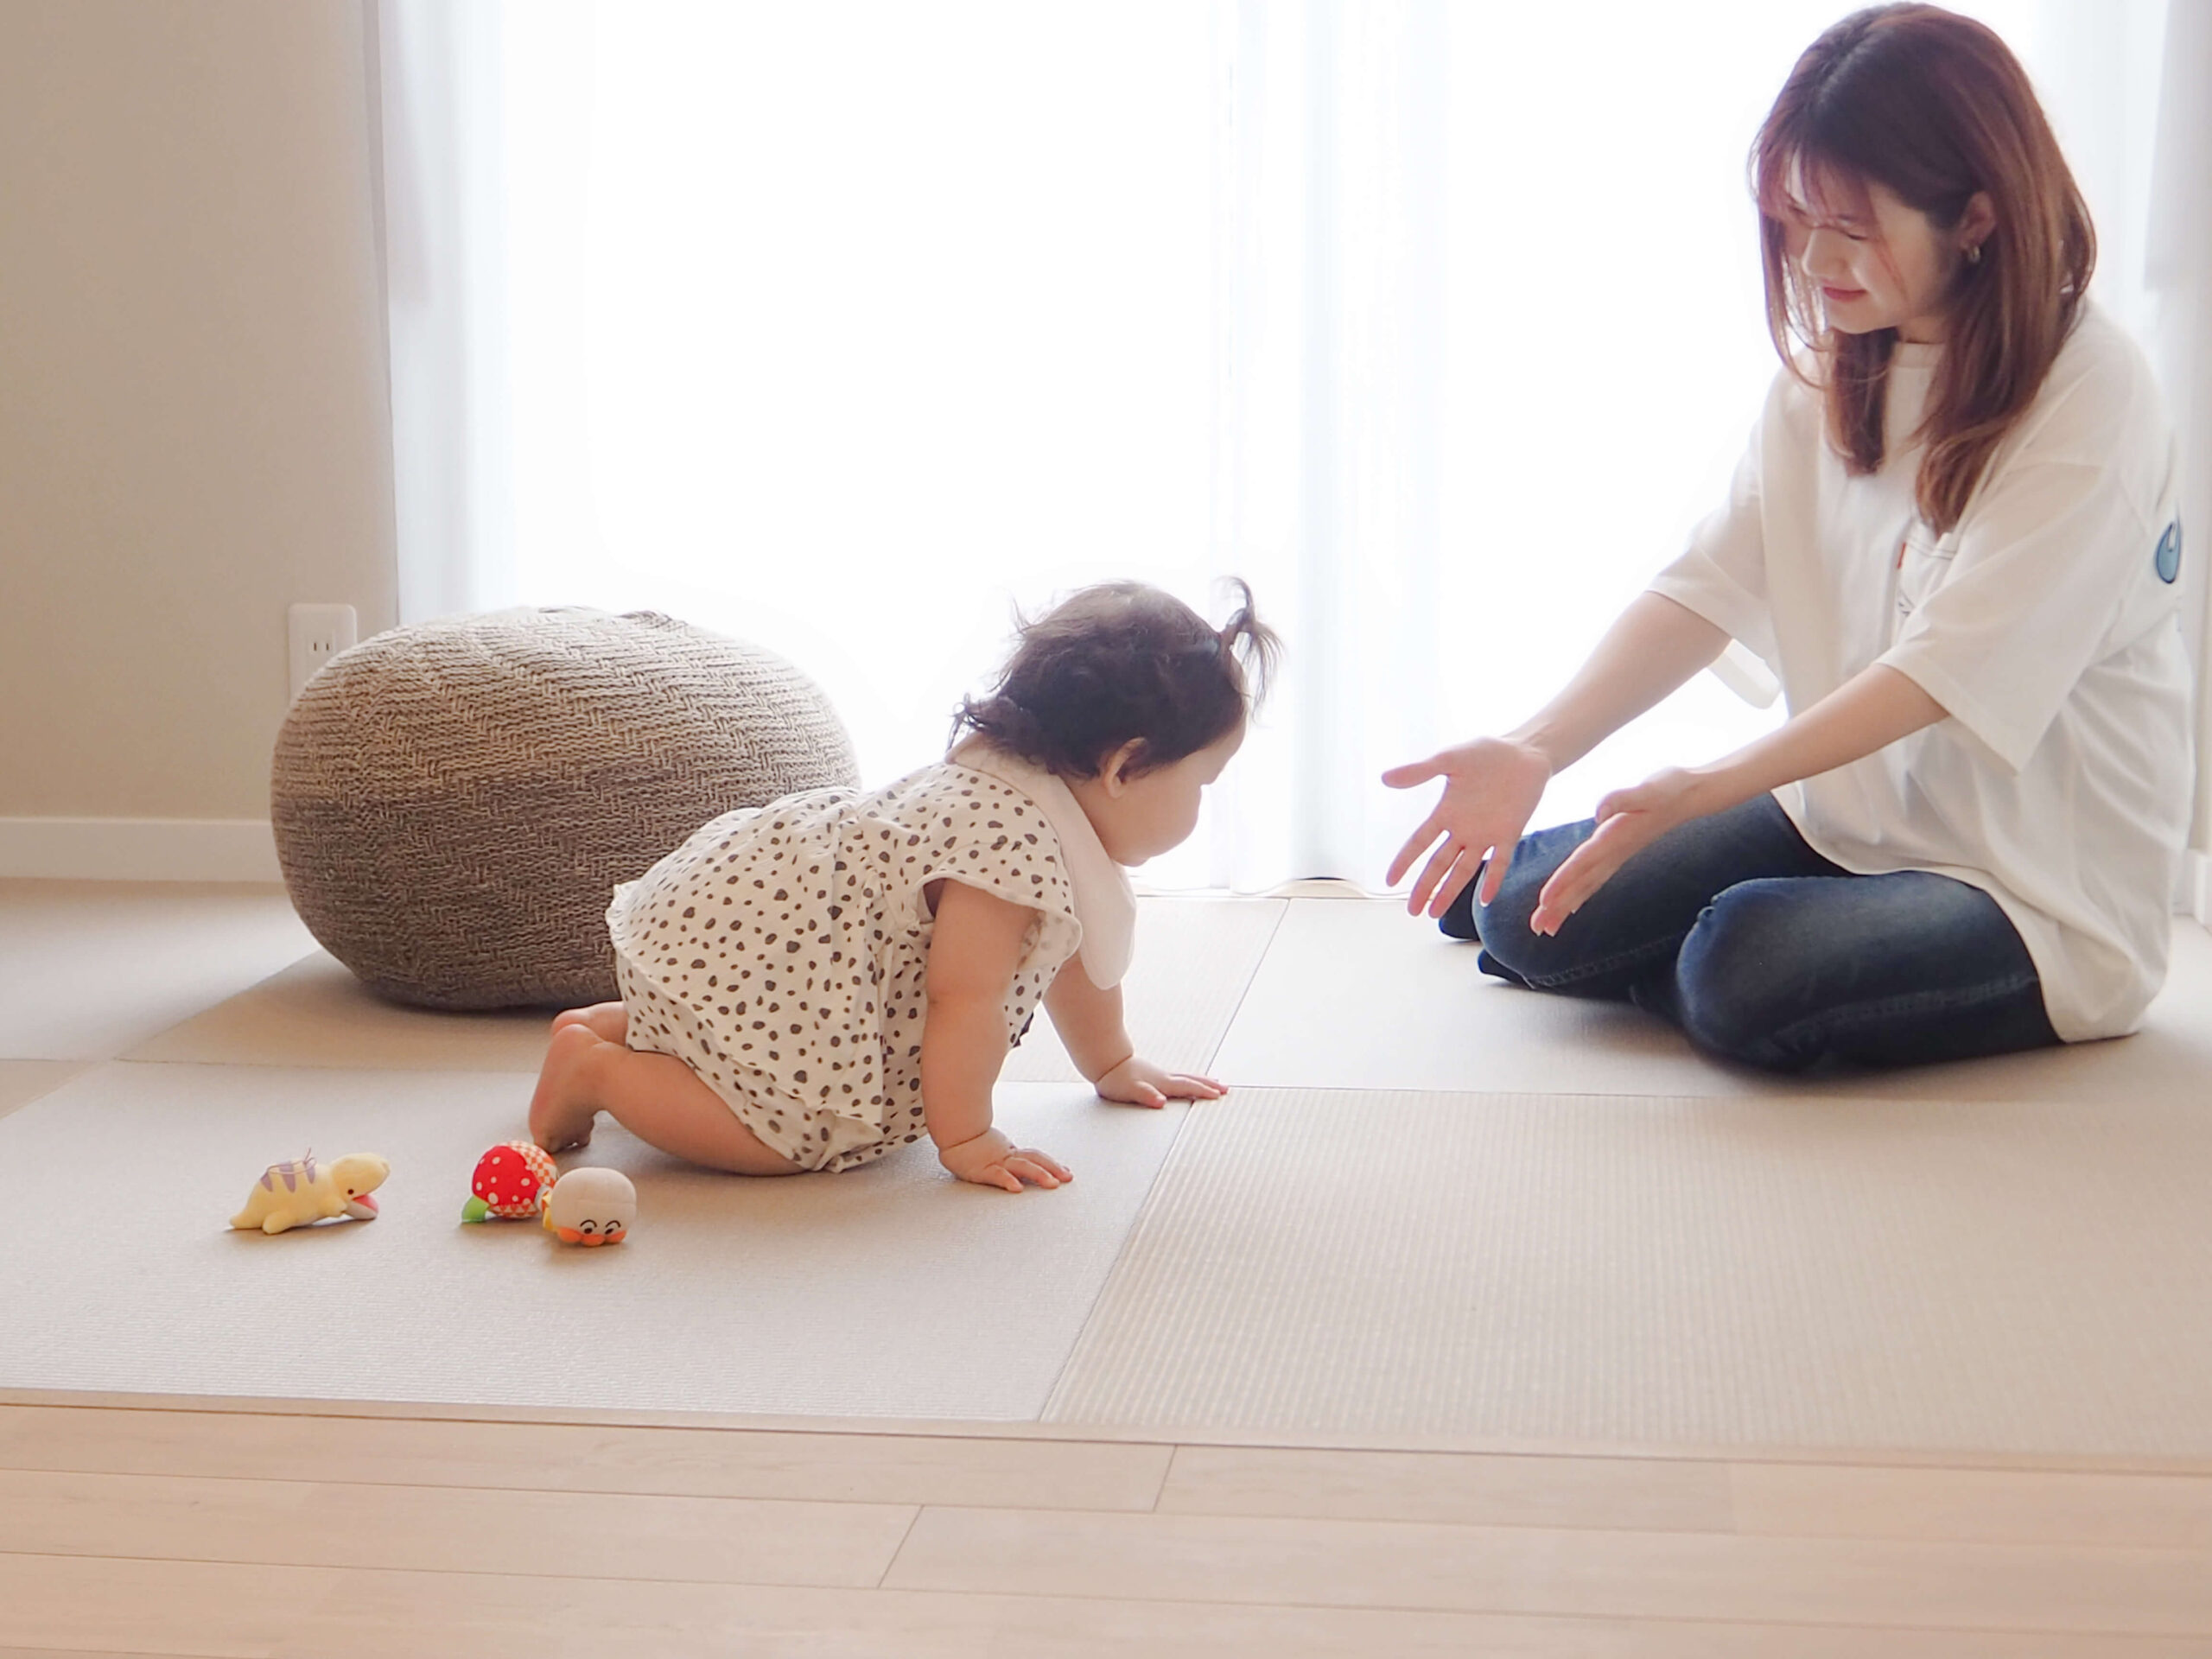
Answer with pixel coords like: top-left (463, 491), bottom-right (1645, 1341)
top-left (1382, 738), bottom-right (1554, 918)
top-left (1525, 668), bottom-right (1950, 935)
top-left (1095, 1054), bottom-right (1227, 1109)
top-left (1529, 767), bottom-right (1706, 935)
top-left (938, 1127), bottom-right (1073, 1193)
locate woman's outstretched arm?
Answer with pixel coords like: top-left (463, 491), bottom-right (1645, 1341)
top-left (1528, 663), bottom-right (1945, 934)
top-left (1385, 593), bottom-right (1732, 915)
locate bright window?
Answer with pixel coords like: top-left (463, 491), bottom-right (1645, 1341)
top-left (490, 0), bottom-right (2136, 891)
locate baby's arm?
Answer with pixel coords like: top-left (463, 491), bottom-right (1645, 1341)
top-left (1046, 961), bottom-right (1227, 1109)
top-left (922, 880), bottom-right (1073, 1192)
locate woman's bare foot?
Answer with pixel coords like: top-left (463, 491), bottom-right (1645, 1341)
top-left (530, 1022), bottom-right (605, 1152)
top-left (550, 1001), bottom-right (629, 1043)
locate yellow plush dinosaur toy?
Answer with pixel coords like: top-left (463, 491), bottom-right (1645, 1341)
top-left (230, 1150), bottom-right (390, 1235)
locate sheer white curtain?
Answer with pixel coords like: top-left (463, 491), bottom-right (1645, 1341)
top-left (372, 0), bottom-right (516, 622)
top-left (373, 0), bottom-right (2206, 893)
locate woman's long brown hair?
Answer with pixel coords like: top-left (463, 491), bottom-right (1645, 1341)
top-left (1752, 4), bottom-right (2094, 533)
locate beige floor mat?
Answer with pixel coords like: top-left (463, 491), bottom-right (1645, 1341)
top-left (1003, 898), bottom-right (1287, 1083)
top-left (0, 1059), bottom-right (88, 1121)
top-left (0, 1063), bottom-right (1188, 1421)
top-left (130, 951), bottom-right (555, 1071)
top-left (1212, 899), bottom-right (2212, 1106)
top-left (1045, 1085), bottom-right (2212, 1457)
top-left (0, 880), bottom-right (315, 1061)
top-left (137, 898), bottom-right (1288, 1082)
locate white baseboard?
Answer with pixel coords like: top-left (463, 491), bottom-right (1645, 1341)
top-left (0, 817), bottom-right (282, 883)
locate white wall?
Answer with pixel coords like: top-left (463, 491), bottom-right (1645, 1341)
top-left (0, 0), bottom-right (395, 868)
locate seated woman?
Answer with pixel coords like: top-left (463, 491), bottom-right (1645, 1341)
top-left (1384, 4), bottom-right (2192, 1072)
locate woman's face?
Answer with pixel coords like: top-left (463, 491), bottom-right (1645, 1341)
top-left (1778, 167), bottom-right (1993, 344)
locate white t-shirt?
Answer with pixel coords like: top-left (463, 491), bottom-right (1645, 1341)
top-left (1649, 305), bottom-right (2194, 1041)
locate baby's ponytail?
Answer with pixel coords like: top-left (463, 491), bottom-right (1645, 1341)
top-left (1214, 577), bottom-right (1281, 711)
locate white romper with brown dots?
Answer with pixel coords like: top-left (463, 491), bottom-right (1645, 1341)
top-left (605, 741), bottom-right (1135, 1173)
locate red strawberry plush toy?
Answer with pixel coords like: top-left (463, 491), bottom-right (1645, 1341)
top-left (461, 1141), bottom-right (557, 1223)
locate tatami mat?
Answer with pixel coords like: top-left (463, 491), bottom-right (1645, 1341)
top-left (1045, 1085), bottom-right (2212, 1455)
top-left (0, 1063), bottom-right (1189, 1421)
top-left (1213, 899), bottom-right (2212, 1107)
top-left (129, 950), bottom-right (554, 1071)
top-left (19, 883), bottom-right (2212, 1458)
top-left (0, 1059), bottom-right (87, 1121)
top-left (1003, 898), bottom-right (1287, 1084)
top-left (136, 897), bottom-right (1288, 1082)
top-left (0, 880), bottom-right (315, 1061)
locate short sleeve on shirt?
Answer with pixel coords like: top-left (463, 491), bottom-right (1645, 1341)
top-left (1876, 459), bottom-right (2149, 773)
top-left (1648, 416), bottom-right (1777, 664)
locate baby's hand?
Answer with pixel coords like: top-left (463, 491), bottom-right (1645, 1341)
top-left (1095, 1056), bottom-right (1228, 1110)
top-left (938, 1128), bottom-right (1073, 1193)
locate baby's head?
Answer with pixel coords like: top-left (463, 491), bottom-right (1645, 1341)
top-left (954, 581), bottom-right (1279, 865)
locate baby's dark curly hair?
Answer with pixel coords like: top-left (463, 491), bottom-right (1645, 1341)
top-left (951, 580), bottom-right (1280, 779)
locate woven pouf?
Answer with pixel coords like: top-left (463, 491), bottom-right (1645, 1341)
top-left (272, 607), bottom-right (860, 1010)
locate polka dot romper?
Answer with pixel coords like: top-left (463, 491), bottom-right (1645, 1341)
top-left (607, 745), bottom-right (1130, 1173)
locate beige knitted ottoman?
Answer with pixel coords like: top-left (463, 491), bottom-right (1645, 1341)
top-left (271, 607), bottom-right (860, 1010)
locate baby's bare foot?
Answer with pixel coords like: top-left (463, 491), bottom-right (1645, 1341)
top-left (550, 1001), bottom-right (629, 1043)
top-left (530, 1022), bottom-right (604, 1152)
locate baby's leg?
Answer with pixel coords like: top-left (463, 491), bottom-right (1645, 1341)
top-left (550, 1001), bottom-right (628, 1043)
top-left (530, 1023), bottom-right (801, 1176)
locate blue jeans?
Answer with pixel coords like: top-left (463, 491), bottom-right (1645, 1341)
top-left (1446, 793), bottom-right (2061, 1073)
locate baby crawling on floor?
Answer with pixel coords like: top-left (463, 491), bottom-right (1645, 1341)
top-left (530, 580), bottom-right (1278, 1192)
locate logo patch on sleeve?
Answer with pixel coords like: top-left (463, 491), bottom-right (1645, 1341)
top-left (2155, 519), bottom-right (2182, 583)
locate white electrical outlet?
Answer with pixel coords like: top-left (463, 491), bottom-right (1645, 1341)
top-left (289, 603), bottom-right (359, 701)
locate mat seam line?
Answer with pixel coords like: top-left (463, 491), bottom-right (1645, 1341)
top-left (1029, 901), bottom-right (1293, 1423)
top-left (109, 942), bottom-right (327, 1061)
top-left (1197, 899), bottom-right (1291, 1076)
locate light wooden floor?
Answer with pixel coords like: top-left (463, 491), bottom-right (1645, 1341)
top-left (5, 1400), bottom-right (2211, 1653)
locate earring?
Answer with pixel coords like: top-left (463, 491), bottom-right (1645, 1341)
top-left (1965, 242), bottom-right (1982, 265)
